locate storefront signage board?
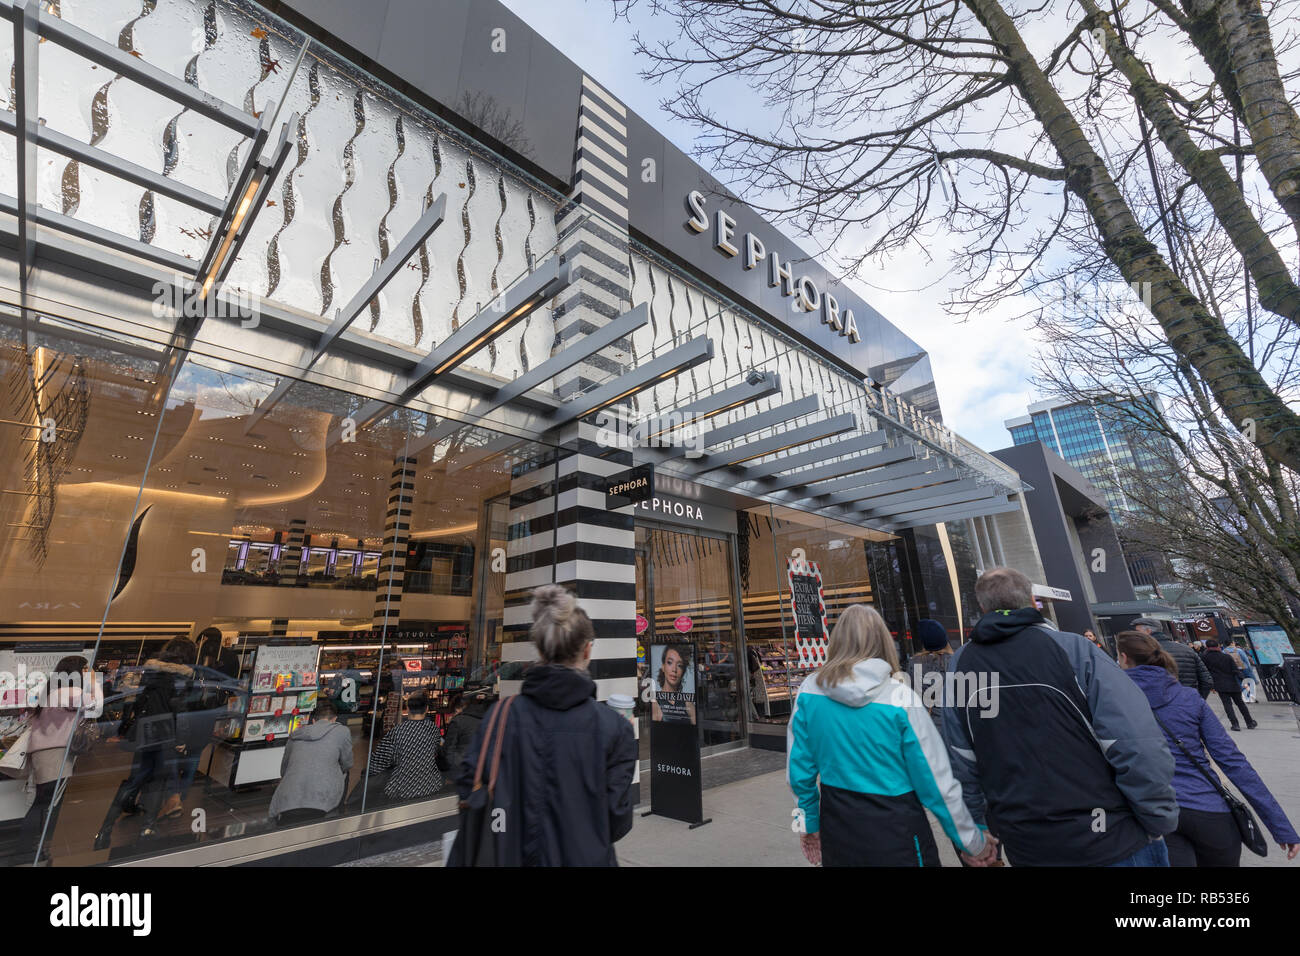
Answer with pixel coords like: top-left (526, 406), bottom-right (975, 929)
top-left (605, 463), bottom-right (655, 509)
top-left (647, 643), bottom-right (707, 826)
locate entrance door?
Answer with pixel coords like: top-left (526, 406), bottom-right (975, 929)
top-left (635, 525), bottom-right (743, 751)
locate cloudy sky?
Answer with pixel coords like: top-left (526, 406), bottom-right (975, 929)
top-left (500, 0), bottom-right (1040, 452)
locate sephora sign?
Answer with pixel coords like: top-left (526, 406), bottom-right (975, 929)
top-left (685, 190), bottom-right (861, 345)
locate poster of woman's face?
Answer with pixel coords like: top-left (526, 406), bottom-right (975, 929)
top-left (650, 644), bottom-right (696, 725)
top-left (651, 644), bottom-right (695, 695)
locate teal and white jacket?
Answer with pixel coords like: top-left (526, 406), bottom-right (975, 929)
top-left (787, 657), bottom-right (987, 856)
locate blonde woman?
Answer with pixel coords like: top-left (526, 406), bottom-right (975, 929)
top-left (788, 604), bottom-right (996, 867)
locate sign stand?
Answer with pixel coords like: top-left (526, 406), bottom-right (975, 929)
top-left (643, 642), bottom-right (710, 828)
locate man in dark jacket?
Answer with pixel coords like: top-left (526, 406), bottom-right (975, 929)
top-left (443, 688), bottom-right (491, 776)
top-left (943, 567), bottom-right (1178, 867)
top-left (1202, 639), bottom-right (1257, 731)
top-left (1132, 618), bottom-right (1212, 699)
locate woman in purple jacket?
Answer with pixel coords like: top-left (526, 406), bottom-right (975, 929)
top-left (1118, 631), bottom-right (1300, 866)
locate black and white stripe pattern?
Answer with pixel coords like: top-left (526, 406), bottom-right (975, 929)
top-left (373, 455), bottom-right (418, 631)
top-left (553, 75), bottom-right (633, 401)
top-left (271, 517), bottom-right (308, 636)
top-left (501, 429), bottom-right (638, 704)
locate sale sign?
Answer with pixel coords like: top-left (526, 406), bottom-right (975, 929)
top-left (674, 615), bottom-right (693, 633)
top-left (636, 614), bottom-right (649, 635)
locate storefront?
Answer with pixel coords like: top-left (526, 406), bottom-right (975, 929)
top-left (0, 0), bottom-right (1023, 866)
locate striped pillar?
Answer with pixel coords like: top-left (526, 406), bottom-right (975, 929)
top-left (553, 75), bottom-right (632, 401)
top-left (501, 429), bottom-right (638, 706)
top-left (271, 517), bottom-right (307, 637)
top-left (373, 455), bottom-right (418, 632)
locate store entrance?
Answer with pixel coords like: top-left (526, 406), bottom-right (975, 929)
top-left (635, 525), bottom-right (744, 760)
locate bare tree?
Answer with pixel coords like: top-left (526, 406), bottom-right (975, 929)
top-left (616, 0), bottom-right (1300, 475)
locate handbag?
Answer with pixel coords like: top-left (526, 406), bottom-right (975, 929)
top-left (446, 695), bottom-right (515, 868)
top-left (69, 718), bottom-right (103, 756)
top-left (0, 727), bottom-right (31, 777)
top-left (1154, 716), bottom-right (1269, 857)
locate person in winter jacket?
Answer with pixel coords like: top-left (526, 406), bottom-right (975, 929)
top-left (1133, 618), bottom-right (1212, 698)
top-left (442, 687), bottom-right (491, 775)
top-left (789, 605), bottom-right (996, 867)
top-left (1223, 640), bottom-right (1256, 680)
top-left (908, 618), bottom-right (953, 739)
top-left (94, 638), bottom-right (197, 849)
top-left (1202, 639), bottom-right (1256, 731)
top-left (452, 584), bottom-right (637, 866)
top-left (943, 567), bottom-right (1178, 867)
top-left (270, 698), bottom-right (354, 824)
top-left (10, 656), bottom-right (101, 863)
top-left (1118, 631), bottom-right (1299, 865)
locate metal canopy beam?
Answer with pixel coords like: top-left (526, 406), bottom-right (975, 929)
top-left (246, 194), bottom-right (448, 431)
top-left (547, 336), bottom-right (716, 429)
top-left (857, 480), bottom-right (991, 518)
top-left (639, 371), bottom-right (781, 440)
top-left (852, 476), bottom-right (982, 513)
top-left (884, 495), bottom-right (1014, 527)
top-left (12, 0), bottom-right (37, 313)
top-left (759, 443), bottom-right (918, 492)
top-left (805, 457), bottom-right (939, 497)
top-left (0, 192), bottom-right (194, 272)
top-left (338, 256), bottom-right (574, 438)
top-left (820, 465), bottom-right (964, 508)
top-left (31, 9), bottom-right (260, 137)
top-left (735, 431), bottom-right (889, 483)
top-left (686, 413), bottom-right (857, 476)
top-left (405, 302), bottom-right (650, 456)
top-left (886, 497), bottom-right (1022, 531)
top-left (700, 394), bottom-right (818, 450)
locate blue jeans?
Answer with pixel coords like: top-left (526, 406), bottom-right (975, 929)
top-left (1107, 839), bottom-right (1170, 867)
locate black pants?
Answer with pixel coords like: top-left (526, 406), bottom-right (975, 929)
top-left (276, 807), bottom-right (327, 826)
top-left (1166, 808), bottom-right (1242, 867)
top-left (14, 780), bottom-right (59, 860)
top-left (1219, 691), bottom-right (1253, 728)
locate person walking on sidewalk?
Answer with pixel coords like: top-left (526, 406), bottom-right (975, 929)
top-left (908, 618), bottom-right (952, 740)
top-left (1118, 631), bottom-right (1299, 865)
top-left (1202, 639), bottom-right (1256, 730)
top-left (788, 604), bottom-right (996, 867)
top-left (943, 567), bottom-right (1179, 867)
top-left (451, 585), bottom-right (637, 866)
top-left (1132, 618), bottom-right (1212, 699)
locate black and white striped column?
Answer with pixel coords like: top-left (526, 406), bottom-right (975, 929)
top-left (271, 517), bottom-right (307, 636)
top-left (553, 75), bottom-right (633, 401)
top-left (501, 432), bottom-right (638, 705)
top-left (373, 454), bottom-right (417, 632)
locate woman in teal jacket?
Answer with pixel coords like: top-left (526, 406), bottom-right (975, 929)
top-left (788, 604), bottom-right (996, 867)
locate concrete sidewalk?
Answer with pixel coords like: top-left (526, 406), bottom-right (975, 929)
top-left (615, 697), bottom-right (1300, 867)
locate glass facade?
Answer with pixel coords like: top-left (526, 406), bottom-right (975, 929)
top-left (1007, 397), bottom-right (1175, 518)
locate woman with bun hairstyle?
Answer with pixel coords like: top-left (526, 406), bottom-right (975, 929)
top-left (1118, 630), bottom-right (1299, 866)
top-left (451, 584), bottom-right (637, 866)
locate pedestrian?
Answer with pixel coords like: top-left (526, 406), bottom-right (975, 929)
top-left (196, 627), bottom-right (239, 678)
top-left (1084, 629), bottom-right (1114, 659)
top-left (269, 698), bottom-right (353, 826)
top-left (1202, 639), bottom-right (1256, 731)
top-left (908, 618), bottom-right (952, 738)
top-left (443, 686), bottom-right (491, 783)
top-left (1223, 639), bottom-right (1256, 680)
top-left (8, 656), bottom-right (101, 864)
top-left (1117, 631), bottom-right (1299, 865)
top-left (450, 584), bottom-right (637, 866)
top-left (789, 605), bottom-right (995, 867)
top-left (365, 693), bottom-right (445, 803)
top-left (1132, 618), bottom-right (1212, 698)
top-left (94, 638), bottom-right (196, 849)
top-left (943, 567), bottom-right (1178, 866)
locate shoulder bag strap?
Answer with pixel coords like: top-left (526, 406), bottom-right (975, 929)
top-left (486, 695), bottom-right (516, 798)
top-left (1152, 714), bottom-right (1233, 802)
top-left (471, 698), bottom-right (507, 792)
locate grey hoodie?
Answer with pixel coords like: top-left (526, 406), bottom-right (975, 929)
top-left (269, 719), bottom-right (353, 819)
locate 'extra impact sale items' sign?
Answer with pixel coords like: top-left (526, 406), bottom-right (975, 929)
top-left (787, 550), bottom-right (829, 668)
